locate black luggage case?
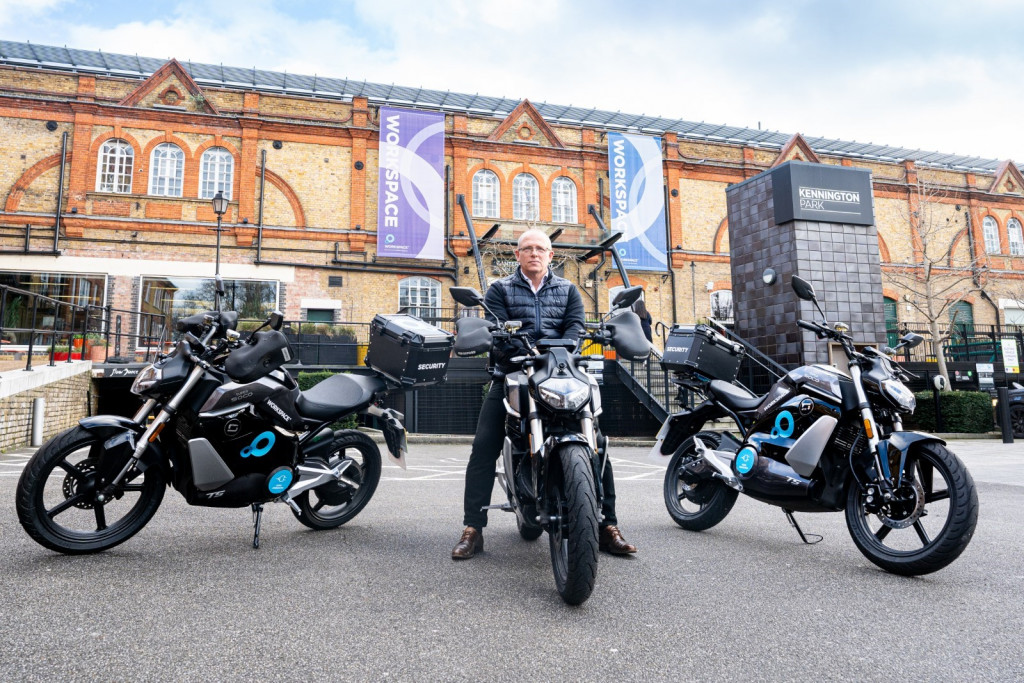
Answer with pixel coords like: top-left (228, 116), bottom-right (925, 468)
top-left (365, 314), bottom-right (454, 387)
top-left (660, 324), bottom-right (744, 382)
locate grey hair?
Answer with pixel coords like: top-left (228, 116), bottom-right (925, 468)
top-left (516, 228), bottom-right (552, 251)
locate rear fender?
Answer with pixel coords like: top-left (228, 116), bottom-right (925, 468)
top-left (651, 401), bottom-right (728, 458)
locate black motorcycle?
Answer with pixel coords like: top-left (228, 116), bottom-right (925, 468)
top-left (450, 285), bottom-right (651, 604)
top-left (16, 307), bottom-right (416, 554)
top-left (656, 276), bottom-right (978, 576)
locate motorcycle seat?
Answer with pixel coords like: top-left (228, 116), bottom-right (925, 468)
top-left (708, 380), bottom-right (762, 412)
top-left (296, 372), bottom-right (386, 421)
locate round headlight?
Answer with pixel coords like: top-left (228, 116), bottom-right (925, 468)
top-left (536, 377), bottom-right (591, 412)
top-left (881, 379), bottom-right (916, 413)
top-left (131, 364), bottom-right (162, 396)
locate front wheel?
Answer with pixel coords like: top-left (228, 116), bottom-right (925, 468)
top-left (547, 444), bottom-right (599, 606)
top-left (292, 431), bottom-right (382, 530)
top-left (16, 426), bottom-right (165, 554)
top-left (845, 442), bottom-right (978, 576)
top-left (663, 432), bottom-right (739, 531)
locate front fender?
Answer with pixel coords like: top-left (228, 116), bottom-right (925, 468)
top-left (879, 431), bottom-right (946, 481)
top-left (78, 414), bottom-right (162, 479)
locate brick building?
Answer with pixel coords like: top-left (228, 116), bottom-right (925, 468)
top-left (1, 40), bottom-right (1023, 353)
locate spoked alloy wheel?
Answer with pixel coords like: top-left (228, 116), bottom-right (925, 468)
top-left (663, 432), bottom-right (739, 531)
top-left (1010, 405), bottom-right (1024, 438)
top-left (16, 426), bottom-right (165, 555)
top-left (293, 431), bottom-right (381, 530)
top-left (845, 442), bottom-right (978, 576)
top-left (547, 444), bottom-right (599, 606)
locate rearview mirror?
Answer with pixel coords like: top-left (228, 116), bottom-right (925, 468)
top-left (611, 285), bottom-right (644, 310)
top-left (450, 286), bottom-right (484, 308)
top-left (268, 311), bottom-right (284, 331)
top-left (791, 276), bottom-right (816, 301)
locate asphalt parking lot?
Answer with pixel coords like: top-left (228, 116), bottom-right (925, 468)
top-left (1, 438), bottom-right (1022, 682)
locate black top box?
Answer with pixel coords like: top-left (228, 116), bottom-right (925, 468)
top-left (365, 314), bottom-right (454, 387)
top-left (661, 324), bottom-right (745, 382)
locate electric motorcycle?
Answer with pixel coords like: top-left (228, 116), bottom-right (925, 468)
top-left (17, 306), bottom-right (416, 554)
top-left (450, 285), bottom-right (651, 604)
top-left (655, 276), bottom-right (978, 576)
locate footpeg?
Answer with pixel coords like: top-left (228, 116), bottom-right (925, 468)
top-left (481, 503), bottom-right (514, 511)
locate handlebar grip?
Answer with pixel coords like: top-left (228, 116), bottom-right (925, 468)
top-left (797, 320), bottom-right (818, 332)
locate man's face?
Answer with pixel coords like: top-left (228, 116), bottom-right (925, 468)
top-left (515, 233), bottom-right (553, 279)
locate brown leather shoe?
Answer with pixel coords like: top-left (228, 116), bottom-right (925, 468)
top-left (451, 526), bottom-right (483, 560)
top-left (599, 525), bottom-right (637, 555)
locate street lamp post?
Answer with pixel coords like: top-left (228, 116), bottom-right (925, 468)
top-left (211, 191), bottom-right (229, 310)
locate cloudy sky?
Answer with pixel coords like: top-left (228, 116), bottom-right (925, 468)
top-left (3, 0), bottom-right (1022, 163)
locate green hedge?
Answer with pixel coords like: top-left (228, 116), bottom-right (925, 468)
top-left (296, 371), bottom-right (359, 430)
top-left (904, 390), bottom-right (994, 433)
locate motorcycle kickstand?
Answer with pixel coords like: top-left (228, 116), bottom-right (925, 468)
top-left (783, 509), bottom-right (822, 545)
top-left (251, 503), bottom-right (264, 549)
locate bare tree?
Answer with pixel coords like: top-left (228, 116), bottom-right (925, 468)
top-left (883, 181), bottom-right (987, 388)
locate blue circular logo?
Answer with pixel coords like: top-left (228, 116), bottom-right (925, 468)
top-left (240, 431), bottom-right (276, 458)
top-left (735, 446), bottom-right (757, 475)
top-left (267, 467), bottom-right (293, 494)
top-left (385, 234), bottom-right (396, 244)
top-left (770, 410), bottom-right (795, 439)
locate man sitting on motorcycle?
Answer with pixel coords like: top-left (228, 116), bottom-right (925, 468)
top-left (452, 228), bottom-right (637, 559)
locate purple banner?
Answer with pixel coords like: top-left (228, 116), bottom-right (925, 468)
top-left (377, 106), bottom-right (445, 260)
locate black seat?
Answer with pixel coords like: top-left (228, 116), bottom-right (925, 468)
top-left (707, 379), bottom-right (762, 412)
top-left (295, 373), bottom-right (386, 422)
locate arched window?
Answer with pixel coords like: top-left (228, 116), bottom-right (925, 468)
top-left (551, 176), bottom-right (577, 223)
top-left (96, 139), bottom-right (134, 193)
top-left (983, 216), bottom-right (1001, 254)
top-left (148, 143), bottom-right (184, 197)
top-left (200, 147), bottom-right (235, 200)
top-left (513, 173), bottom-right (539, 221)
top-left (710, 290), bottom-right (733, 323)
top-left (472, 169), bottom-right (499, 218)
top-left (1008, 218), bottom-right (1024, 256)
top-left (399, 276), bottom-right (441, 322)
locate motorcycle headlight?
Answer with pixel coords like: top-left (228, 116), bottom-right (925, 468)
top-left (131, 364), bottom-right (162, 396)
top-left (881, 379), bottom-right (916, 413)
top-left (536, 377), bottom-right (591, 412)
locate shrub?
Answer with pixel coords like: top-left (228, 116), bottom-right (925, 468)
top-left (904, 390), bottom-right (994, 433)
top-left (296, 371), bottom-right (359, 429)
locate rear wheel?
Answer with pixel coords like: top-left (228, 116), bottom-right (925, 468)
top-left (845, 442), bottom-right (978, 576)
top-left (547, 444), bottom-right (599, 606)
top-left (663, 432), bottom-right (739, 531)
top-left (16, 426), bottom-right (165, 554)
top-left (292, 431), bottom-right (381, 530)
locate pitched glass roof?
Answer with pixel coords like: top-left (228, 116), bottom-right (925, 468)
top-left (0, 39), bottom-right (1006, 174)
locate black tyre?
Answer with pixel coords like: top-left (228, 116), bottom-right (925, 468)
top-left (16, 426), bottom-right (165, 555)
top-left (292, 430), bottom-right (381, 530)
top-left (845, 441), bottom-right (978, 576)
top-left (1010, 405), bottom-right (1024, 438)
top-left (663, 432), bottom-right (739, 531)
top-left (547, 444), bottom-right (599, 606)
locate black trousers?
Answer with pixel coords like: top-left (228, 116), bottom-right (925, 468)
top-left (463, 381), bottom-right (618, 529)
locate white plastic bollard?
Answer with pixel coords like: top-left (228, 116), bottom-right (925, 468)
top-left (31, 397), bottom-right (45, 447)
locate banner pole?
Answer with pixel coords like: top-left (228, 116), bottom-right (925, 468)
top-left (456, 194), bottom-right (488, 292)
top-left (588, 205), bottom-right (630, 288)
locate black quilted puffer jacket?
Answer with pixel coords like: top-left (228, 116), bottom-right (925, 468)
top-left (483, 268), bottom-right (585, 375)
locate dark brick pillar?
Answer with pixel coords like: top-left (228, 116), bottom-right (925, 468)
top-left (726, 161), bottom-right (885, 368)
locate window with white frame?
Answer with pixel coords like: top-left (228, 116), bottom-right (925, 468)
top-left (710, 290), bottom-right (733, 322)
top-left (513, 173), bottom-right (539, 221)
top-left (983, 216), bottom-right (1001, 253)
top-left (399, 276), bottom-right (441, 322)
top-left (1009, 218), bottom-right (1024, 256)
top-left (200, 147), bottom-right (234, 200)
top-left (551, 176), bottom-right (577, 223)
top-left (472, 169), bottom-right (499, 218)
top-left (96, 139), bottom-right (134, 193)
top-left (148, 143), bottom-right (184, 197)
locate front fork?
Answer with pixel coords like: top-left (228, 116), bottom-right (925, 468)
top-left (848, 364), bottom-right (896, 495)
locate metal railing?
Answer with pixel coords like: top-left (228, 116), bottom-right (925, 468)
top-left (886, 323), bottom-right (1024, 365)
